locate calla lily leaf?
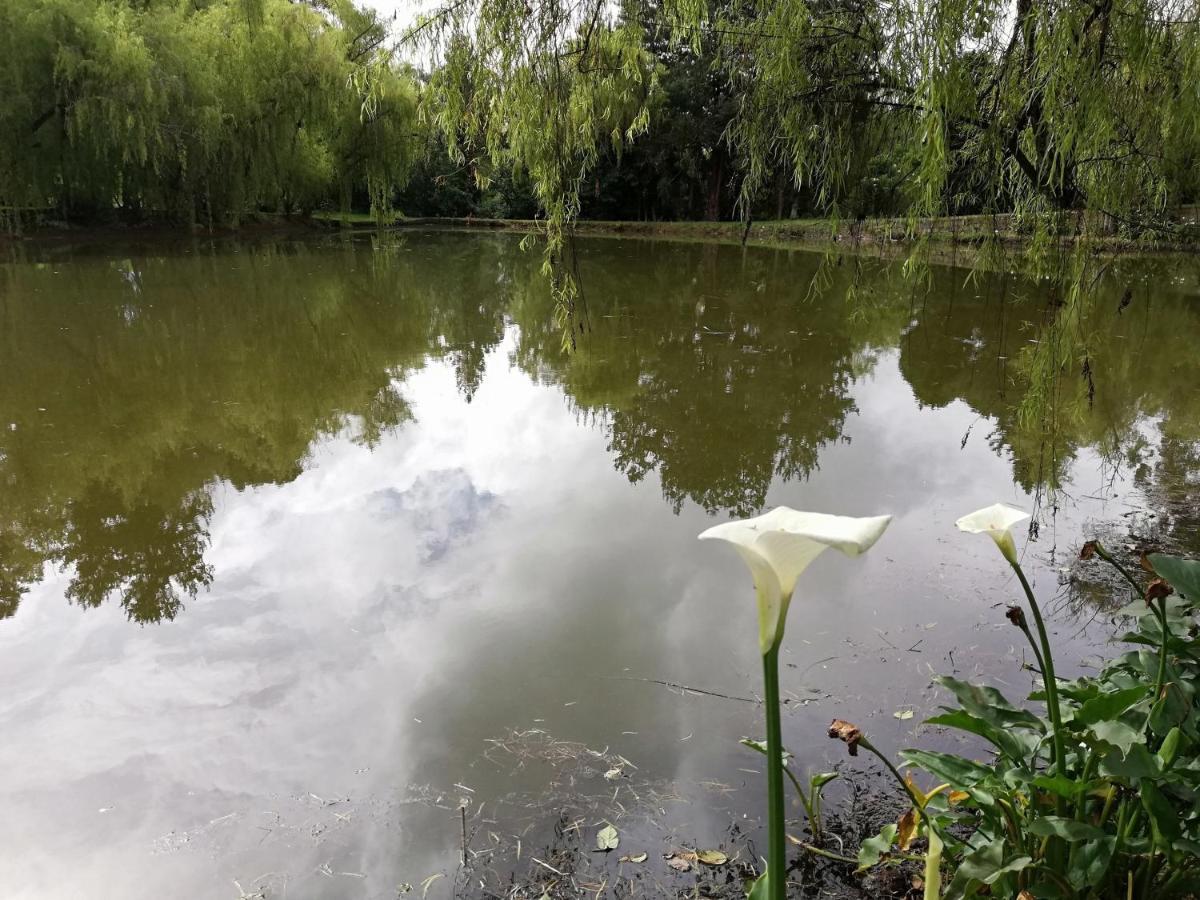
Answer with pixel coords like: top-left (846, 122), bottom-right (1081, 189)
top-left (955, 503), bottom-right (1030, 564)
top-left (700, 507), bottom-right (892, 654)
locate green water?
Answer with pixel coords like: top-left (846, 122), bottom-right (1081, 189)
top-left (0, 230), bottom-right (1196, 898)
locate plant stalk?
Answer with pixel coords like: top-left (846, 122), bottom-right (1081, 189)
top-left (858, 737), bottom-right (946, 900)
top-left (1010, 560), bottom-right (1068, 779)
top-left (1154, 597), bottom-right (1169, 702)
top-left (763, 644), bottom-right (787, 900)
top-left (1092, 542), bottom-right (1144, 597)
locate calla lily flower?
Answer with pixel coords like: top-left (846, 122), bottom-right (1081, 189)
top-left (955, 503), bottom-right (1029, 565)
top-left (699, 507), bottom-right (893, 654)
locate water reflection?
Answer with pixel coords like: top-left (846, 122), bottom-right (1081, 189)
top-left (512, 243), bottom-right (908, 514)
top-left (1, 234), bottom-right (1198, 623)
top-left (1, 232), bottom-right (1199, 898)
top-left (0, 236), bottom-right (509, 620)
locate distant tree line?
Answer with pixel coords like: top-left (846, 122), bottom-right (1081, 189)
top-left (1, 0), bottom-right (914, 228)
top-left (6, 0), bottom-right (1200, 231)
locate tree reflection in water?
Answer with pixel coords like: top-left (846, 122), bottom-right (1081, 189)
top-left (0, 233), bottom-right (1196, 622)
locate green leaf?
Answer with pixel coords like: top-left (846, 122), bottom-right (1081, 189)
top-left (1028, 816), bottom-right (1106, 841)
top-left (1149, 681), bottom-right (1190, 734)
top-left (901, 749), bottom-right (995, 788)
top-left (944, 840), bottom-right (1031, 899)
top-left (935, 677), bottom-right (1045, 732)
top-left (924, 709), bottom-right (1038, 761)
top-left (1030, 774), bottom-right (1092, 800)
top-left (1100, 744), bottom-right (1163, 781)
top-left (1075, 686), bottom-right (1148, 726)
top-left (1141, 781), bottom-right (1182, 845)
top-left (1069, 836), bottom-right (1116, 889)
top-left (596, 824), bottom-right (619, 851)
top-left (856, 823), bottom-right (898, 870)
top-left (746, 871), bottom-right (770, 900)
top-left (1087, 719), bottom-right (1142, 754)
top-left (739, 737), bottom-right (790, 765)
top-left (1172, 839), bottom-right (1200, 858)
top-left (1158, 727), bottom-right (1183, 768)
top-left (810, 772), bottom-right (838, 789)
top-left (1149, 554), bottom-right (1200, 602)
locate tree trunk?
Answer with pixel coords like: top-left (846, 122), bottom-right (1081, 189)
top-left (705, 156), bottom-right (723, 221)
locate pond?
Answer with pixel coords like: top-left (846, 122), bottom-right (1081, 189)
top-left (0, 230), bottom-right (1197, 899)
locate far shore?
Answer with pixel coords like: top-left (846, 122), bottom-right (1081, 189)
top-left (6, 211), bottom-right (1200, 265)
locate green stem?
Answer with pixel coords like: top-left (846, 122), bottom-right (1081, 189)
top-left (763, 645), bottom-right (787, 900)
top-left (1154, 597), bottom-right (1169, 702)
top-left (1010, 561), bottom-right (1068, 780)
top-left (793, 842), bottom-right (858, 865)
top-left (1093, 542), bottom-right (1144, 597)
top-left (859, 737), bottom-right (948, 846)
top-left (782, 765), bottom-right (818, 840)
top-left (1097, 785), bottom-right (1118, 829)
top-left (858, 737), bottom-right (947, 900)
top-left (811, 781), bottom-right (824, 840)
top-left (1141, 849), bottom-right (1159, 898)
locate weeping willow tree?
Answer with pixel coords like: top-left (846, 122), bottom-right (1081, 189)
top-left (0, 0), bottom-right (420, 228)
top-left (414, 0), bottom-right (1200, 241)
top-left (411, 0), bottom-right (1200, 491)
top-left (410, 2), bottom-right (658, 347)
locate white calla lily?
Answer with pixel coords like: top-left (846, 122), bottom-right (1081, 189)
top-left (699, 507), bottom-right (893, 654)
top-left (955, 503), bottom-right (1030, 565)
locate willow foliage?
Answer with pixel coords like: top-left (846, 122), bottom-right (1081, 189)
top-left (413, 0), bottom-right (1200, 475)
top-left (410, 1), bottom-right (657, 347)
top-left (0, 0), bottom-right (420, 227)
top-left (416, 0), bottom-right (1200, 234)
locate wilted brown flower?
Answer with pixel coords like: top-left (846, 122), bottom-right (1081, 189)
top-left (1079, 540), bottom-right (1098, 561)
top-left (1005, 605), bottom-right (1027, 628)
top-left (1146, 579), bottom-right (1173, 604)
top-left (828, 719), bottom-right (862, 756)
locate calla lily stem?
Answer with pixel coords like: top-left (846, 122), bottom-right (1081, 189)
top-left (762, 644), bottom-right (787, 900)
top-left (1090, 541), bottom-right (1144, 597)
top-left (1009, 560), bottom-right (1067, 780)
top-left (1153, 598), bottom-right (1169, 702)
top-left (1010, 557), bottom-right (1070, 872)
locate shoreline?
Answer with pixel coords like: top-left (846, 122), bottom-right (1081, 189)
top-left (5, 214), bottom-right (1198, 275)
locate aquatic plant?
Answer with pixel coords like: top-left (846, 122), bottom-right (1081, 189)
top-left (834, 507), bottom-right (1200, 899)
top-left (700, 507), bottom-right (892, 900)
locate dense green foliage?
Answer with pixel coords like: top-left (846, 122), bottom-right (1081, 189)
top-left (413, 0), bottom-right (1200, 232)
top-left (837, 548), bottom-right (1200, 899)
top-left (0, 0), bottom-right (420, 227)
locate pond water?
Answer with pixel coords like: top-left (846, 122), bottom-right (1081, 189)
top-left (0, 230), bottom-right (1197, 899)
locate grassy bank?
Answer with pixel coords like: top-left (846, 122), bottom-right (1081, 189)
top-left (312, 211), bottom-right (1200, 260)
top-left (9, 211), bottom-right (1197, 264)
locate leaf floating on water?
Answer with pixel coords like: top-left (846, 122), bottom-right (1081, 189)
top-left (619, 852), bottom-right (648, 864)
top-left (596, 824), bottom-right (619, 851)
top-left (893, 709), bottom-right (915, 720)
top-left (696, 849), bottom-right (728, 866)
top-left (664, 850), bottom-right (699, 871)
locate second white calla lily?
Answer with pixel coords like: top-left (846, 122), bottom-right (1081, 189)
top-left (955, 503), bottom-right (1030, 565)
top-left (699, 507), bottom-right (893, 654)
